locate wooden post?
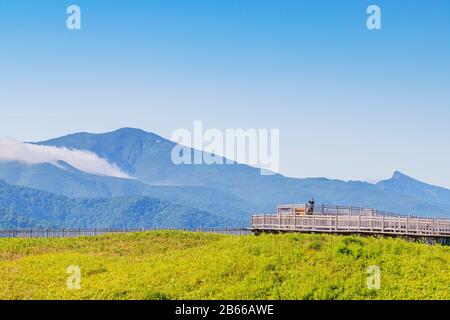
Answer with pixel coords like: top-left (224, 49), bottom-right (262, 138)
top-left (406, 216), bottom-right (409, 234)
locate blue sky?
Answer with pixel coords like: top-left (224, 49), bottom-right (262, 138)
top-left (1, 0), bottom-right (450, 187)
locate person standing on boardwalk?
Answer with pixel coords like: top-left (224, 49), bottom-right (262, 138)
top-left (308, 198), bottom-right (315, 214)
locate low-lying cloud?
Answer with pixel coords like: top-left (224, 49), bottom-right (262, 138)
top-left (0, 138), bottom-right (131, 179)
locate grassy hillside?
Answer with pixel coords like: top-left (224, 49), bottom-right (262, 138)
top-left (0, 231), bottom-right (449, 300)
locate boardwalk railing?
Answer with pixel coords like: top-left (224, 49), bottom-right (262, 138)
top-left (252, 213), bottom-right (450, 238)
top-left (0, 227), bottom-right (250, 238)
top-left (277, 204), bottom-right (424, 218)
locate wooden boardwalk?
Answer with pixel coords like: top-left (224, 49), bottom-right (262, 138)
top-left (251, 204), bottom-right (450, 244)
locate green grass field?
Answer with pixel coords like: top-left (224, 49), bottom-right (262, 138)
top-left (0, 231), bottom-right (449, 300)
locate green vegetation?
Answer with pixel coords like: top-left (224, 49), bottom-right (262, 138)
top-left (0, 231), bottom-right (449, 300)
top-left (0, 180), bottom-right (233, 229)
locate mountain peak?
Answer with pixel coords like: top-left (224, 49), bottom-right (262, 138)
top-left (111, 127), bottom-right (153, 136)
top-left (375, 171), bottom-right (422, 188)
top-left (391, 171), bottom-right (410, 180)
top-left (105, 128), bottom-right (172, 146)
top-left (38, 128), bottom-right (172, 151)
top-left (388, 171), bottom-right (432, 186)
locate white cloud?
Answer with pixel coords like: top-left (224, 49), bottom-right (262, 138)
top-left (0, 138), bottom-right (131, 179)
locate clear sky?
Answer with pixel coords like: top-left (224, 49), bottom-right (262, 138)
top-left (1, 0), bottom-right (449, 187)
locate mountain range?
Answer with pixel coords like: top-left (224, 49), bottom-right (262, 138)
top-left (1, 127), bottom-right (449, 228)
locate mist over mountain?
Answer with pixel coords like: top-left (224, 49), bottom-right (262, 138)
top-left (0, 160), bottom-right (251, 225)
top-left (0, 137), bottom-right (130, 178)
top-left (1, 127), bottom-right (450, 228)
